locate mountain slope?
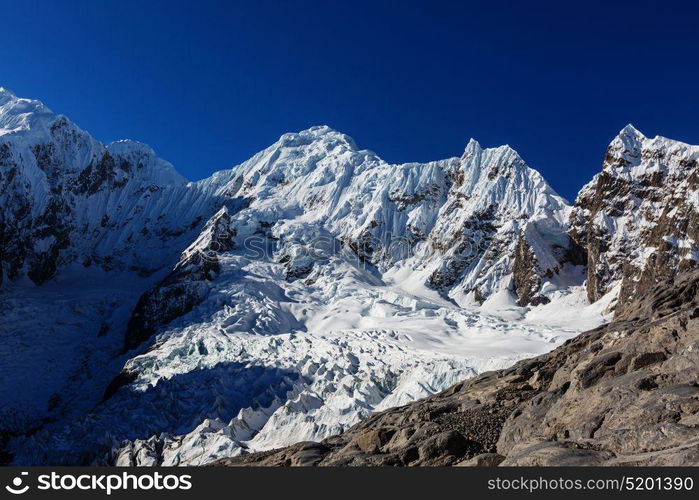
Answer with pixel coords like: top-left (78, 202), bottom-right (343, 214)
top-left (0, 87), bottom-right (224, 285)
top-left (218, 270), bottom-right (699, 467)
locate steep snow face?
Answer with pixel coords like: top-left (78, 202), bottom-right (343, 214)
top-left (569, 125), bottom-right (699, 306)
top-left (205, 126), bottom-right (573, 303)
top-left (0, 87), bottom-right (222, 286)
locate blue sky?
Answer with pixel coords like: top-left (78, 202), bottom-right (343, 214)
top-left (2, 0), bottom-right (698, 201)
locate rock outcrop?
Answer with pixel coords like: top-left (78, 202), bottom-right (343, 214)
top-left (124, 206), bottom-right (238, 350)
top-left (569, 125), bottom-right (699, 307)
top-left (218, 270), bottom-right (699, 466)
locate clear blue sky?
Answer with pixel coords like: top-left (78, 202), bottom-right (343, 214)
top-left (2, 0), bottom-right (698, 201)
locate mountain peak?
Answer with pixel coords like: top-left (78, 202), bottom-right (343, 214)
top-left (0, 88), bottom-right (56, 136)
top-left (0, 87), bottom-right (50, 111)
top-left (603, 123), bottom-right (646, 168)
top-left (277, 125), bottom-right (359, 152)
top-left (463, 138), bottom-right (482, 156)
top-left (618, 123), bottom-right (645, 140)
top-left (463, 138), bottom-right (523, 160)
top-left (0, 86), bottom-right (17, 100)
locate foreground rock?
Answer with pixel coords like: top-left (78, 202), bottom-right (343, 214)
top-left (217, 271), bottom-right (699, 466)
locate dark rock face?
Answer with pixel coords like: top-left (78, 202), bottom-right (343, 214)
top-left (217, 271), bottom-right (699, 466)
top-left (124, 207), bottom-right (236, 350)
top-left (124, 264), bottom-right (213, 351)
top-left (512, 233), bottom-right (550, 306)
top-left (428, 206), bottom-right (497, 290)
top-left (102, 370), bottom-right (138, 401)
top-left (511, 224), bottom-right (585, 307)
top-left (569, 125), bottom-right (699, 306)
top-left (0, 141), bottom-right (72, 285)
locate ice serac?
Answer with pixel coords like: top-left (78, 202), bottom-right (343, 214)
top-left (569, 124), bottom-right (699, 310)
top-left (0, 87), bottom-right (223, 286)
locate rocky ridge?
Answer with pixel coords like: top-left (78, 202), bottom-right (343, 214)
top-left (569, 124), bottom-right (699, 307)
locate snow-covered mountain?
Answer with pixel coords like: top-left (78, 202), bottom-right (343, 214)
top-left (1, 88), bottom-right (696, 466)
top-left (124, 125), bottom-right (579, 351)
top-left (1, 86), bottom-right (573, 305)
top-left (0, 87), bottom-right (230, 287)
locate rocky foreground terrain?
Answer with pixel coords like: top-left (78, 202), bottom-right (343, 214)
top-left (219, 270), bottom-right (699, 466)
